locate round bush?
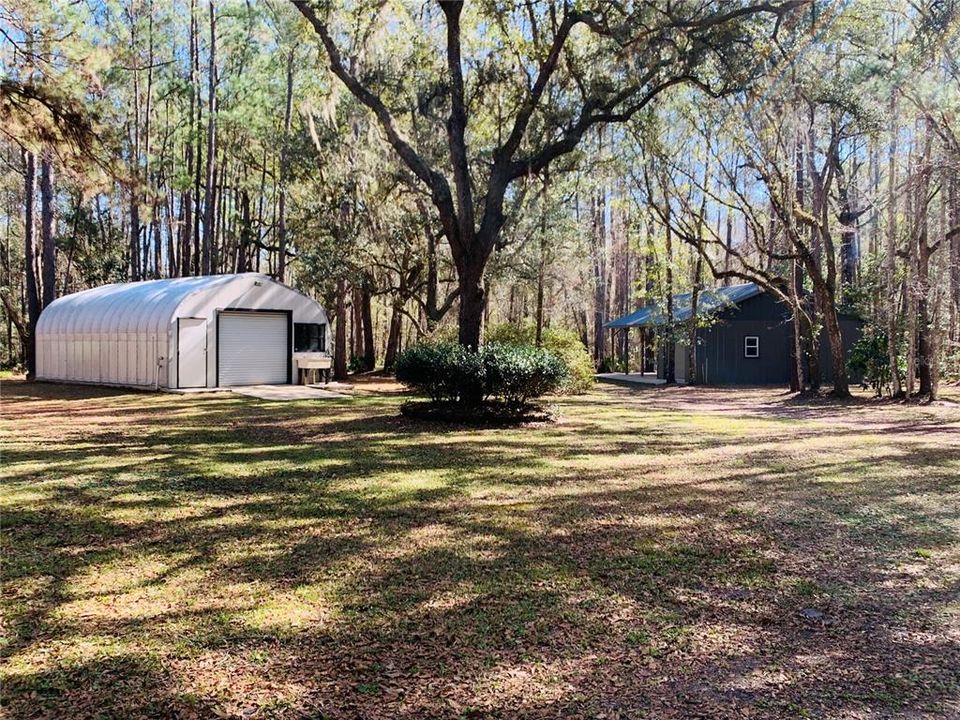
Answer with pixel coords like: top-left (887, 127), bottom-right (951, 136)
top-left (540, 328), bottom-right (595, 394)
top-left (395, 342), bottom-right (480, 403)
top-left (480, 342), bottom-right (567, 408)
top-left (485, 323), bottom-right (595, 394)
top-left (395, 341), bottom-right (567, 408)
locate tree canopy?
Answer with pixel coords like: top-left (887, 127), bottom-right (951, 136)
top-left (0, 0), bottom-right (957, 397)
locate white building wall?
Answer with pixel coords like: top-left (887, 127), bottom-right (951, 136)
top-left (35, 273), bottom-right (328, 389)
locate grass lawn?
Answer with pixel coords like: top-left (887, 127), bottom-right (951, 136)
top-left (2, 379), bottom-right (960, 719)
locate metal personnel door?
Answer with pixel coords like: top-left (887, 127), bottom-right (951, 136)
top-left (178, 318), bottom-right (207, 388)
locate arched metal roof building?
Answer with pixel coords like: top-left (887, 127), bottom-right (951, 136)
top-left (36, 273), bottom-right (329, 389)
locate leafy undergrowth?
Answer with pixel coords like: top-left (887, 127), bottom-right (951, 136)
top-left (2, 380), bottom-right (959, 719)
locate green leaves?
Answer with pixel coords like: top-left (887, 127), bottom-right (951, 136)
top-left (395, 341), bottom-right (567, 407)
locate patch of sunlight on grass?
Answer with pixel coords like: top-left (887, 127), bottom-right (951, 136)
top-left (238, 593), bottom-right (336, 636)
top-left (184, 458), bottom-right (300, 478)
top-left (68, 556), bottom-right (176, 598)
top-left (0, 486), bottom-right (51, 507)
top-left (216, 538), bottom-right (285, 564)
top-left (58, 574), bottom-right (194, 624)
top-left (336, 469), bottom-right (451, 498)
top-left (2, 636), bottom-right (138, 679)
top-left (384, 523), bottom-right (459, 556)
top-left (293, 582), bottom-right (337, 604)
top-left (261, 516), bottom-right (335, 531)
top-left (417, 583), bottom-right (483, 613)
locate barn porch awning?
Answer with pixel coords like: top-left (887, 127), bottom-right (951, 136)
top-left (603, 282), bottom-right (762, 328)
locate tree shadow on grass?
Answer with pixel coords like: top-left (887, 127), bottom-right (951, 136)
top-left (2, 380), bottom-right (959, 718)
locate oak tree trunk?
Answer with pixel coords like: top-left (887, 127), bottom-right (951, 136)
top-left (457, 265), bottom-right (484, 349)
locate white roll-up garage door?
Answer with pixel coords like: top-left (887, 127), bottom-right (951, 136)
top-left (218, 311), bottom-right (289, 386)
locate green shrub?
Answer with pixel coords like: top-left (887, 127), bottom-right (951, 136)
top-left (596, 356), bottom-right (626, 374)
top-left (481, 342), bottom-right (567, 407)
top-left (395, 342), bottom-right (481, 403)
top-left (395, 341), bottom-right (567, 408)
top-left (485, 322), bottom-right (594, 394)
top-left (542, 328), bottom-right (595, 393)
top-left (848, 327), bottom-right (897, 395)
top-left (484, 322), bottom-right (531, 346)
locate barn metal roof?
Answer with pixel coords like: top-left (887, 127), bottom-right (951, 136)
top-left (36, 273), bottom-right (269, 337)
top-left (604, 282), bottom-right (763, 328)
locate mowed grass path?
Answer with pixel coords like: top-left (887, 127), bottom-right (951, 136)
top-left (2, 380), bottom-right (959, 719)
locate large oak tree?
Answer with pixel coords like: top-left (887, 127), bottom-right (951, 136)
top-left (291, 0), bottom-right (806, 348)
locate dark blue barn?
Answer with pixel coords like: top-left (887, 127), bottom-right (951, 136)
top-left (604, 283), bottom-right (862, 386)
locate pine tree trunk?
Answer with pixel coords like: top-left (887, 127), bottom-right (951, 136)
top-left (361, 278), bottom-right (375, 371)
top-left (190, 0), bottom-right (202, 275)
top-left (949, 175), bottom-right (959, 342)
top-left (201, 0), bottom-right (217, 275)
top-left (277, 49), bottom-right (294, 283)
top-left (213, 154), bottom-right (225, 272)
top-left (687, 249), bottom-right (702, 385)
top-left (23, 151), bottom-right (40, 379)
top-left (167, 182), bottom-right (178, 277)
top-left (333, 277), bottom-right (347, 380)
top-left (886, 93), bottom-right (902, 396)
top-left (351, 284), bottom-right (363, 362)
top-left (664, 211), bottom-right (675, 384)
top-left (152, 206), bottom-right (162, 279)
top-left (916, 119), bottom-right (935, 398)
top-left (384, 300), bottom-right (403, 371)
top-left (916, 244), bottom-right (934, 397)
top-left (144, 0), bottom-right (157, 278)
top-left (182, 1), bottom-right (195, 278)
top-left (237, 189), bottom-right (251, 273)
top-left (591, 189), bottom-right (607, 364)
top-left (905, 140), bottom-right (918, 397)
top-left (722, 211), bottom-right (733, 286)
top-left (39, 149), bottom-right (56, 310)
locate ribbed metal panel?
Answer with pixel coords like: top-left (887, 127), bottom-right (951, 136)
top-left (35, 274), bottom-right (327, 388)
top-left (217, 312), bottom-right (288, 386)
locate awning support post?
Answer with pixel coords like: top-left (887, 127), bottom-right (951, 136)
top-left (624, 327), bottom-right (630, 375)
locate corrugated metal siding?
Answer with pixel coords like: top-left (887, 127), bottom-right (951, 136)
top-left (35, 274), bottom-right (251, 387)
top-left (35, 274), bottom-right (328, 389)
top-left (676, 293), bottom-right (863, 386)
top-left (697, 319), bottom-right (792, 385)
top-left (818, 318), bottom-right (864, 383)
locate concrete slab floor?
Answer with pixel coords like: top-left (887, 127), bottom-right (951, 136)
top-left (229, 384), bottom-right (348, 401)
top-left (596, 373), bottom-right (668, 387)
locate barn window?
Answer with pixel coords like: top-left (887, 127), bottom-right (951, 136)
top-left (294, 323), bottom-right (326, 352)
top-left (744, 336), bottom-right (759, 358)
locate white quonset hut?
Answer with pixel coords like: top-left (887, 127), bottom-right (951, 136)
top-left (36, 273), bottom-right (329, 389)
